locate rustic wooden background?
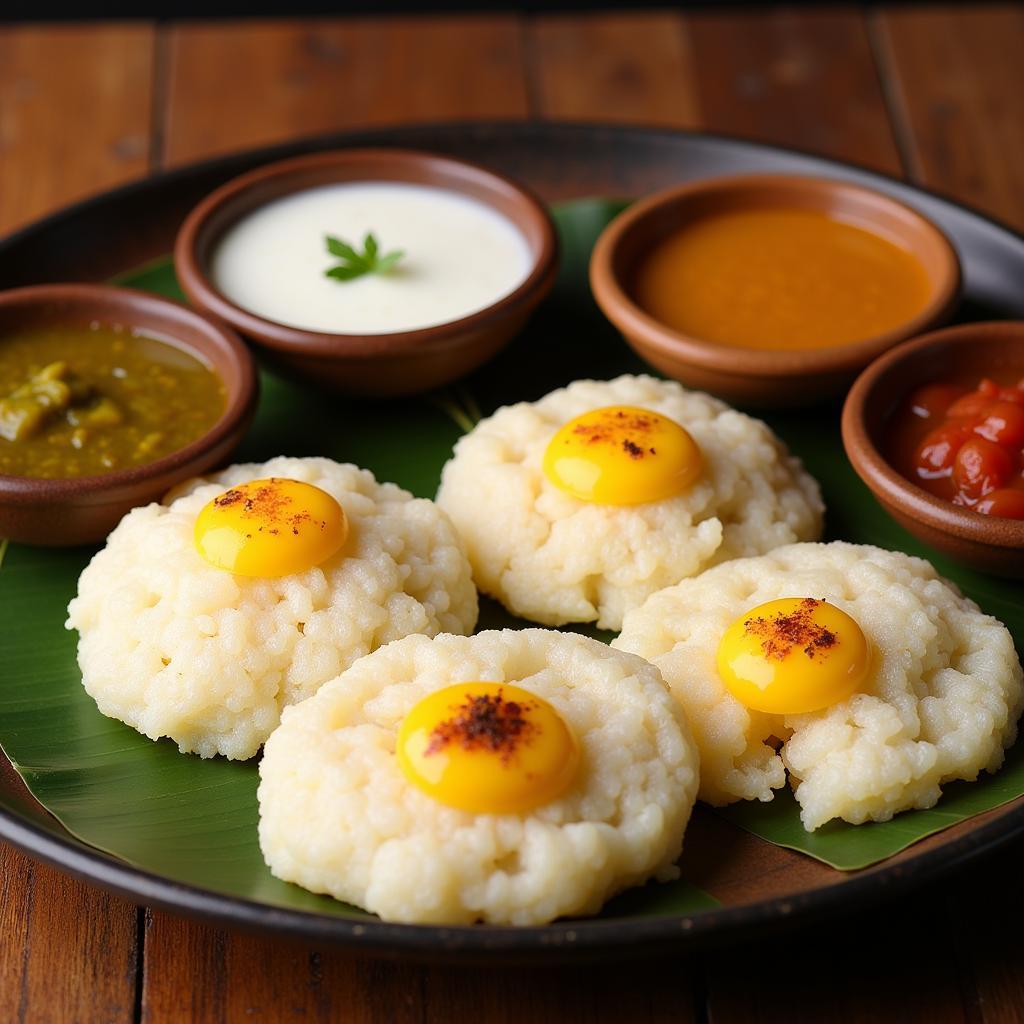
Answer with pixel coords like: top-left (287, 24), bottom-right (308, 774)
top-left (2, 6), bottom-right (1024, 1021)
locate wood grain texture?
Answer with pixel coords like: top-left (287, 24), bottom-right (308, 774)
top-left (0, 844), bottom-right (33, 1023)
top-left (874, 4), bottom-right (1024, 231)
top-left (0, 24), bottom-right (154, 235)
top-left (529, 12), bottom-right (699, 127)
top-left (142, 909), bottom-right (697, 1023)
top-left (705, 891), bottom-right (975, 1024)
top-left (686, 8), bottom-right (903, 174)
top-left (0, 845), bottom-right (138, 1024)
top-left (140, 912), bottom-right (227, 1022)
top-left (943, 836), bottom-right (1024, 1022)
top-left (0, 24), bottom-right (150, 1024)
top-left (162, 16), bottom-right (528, 166)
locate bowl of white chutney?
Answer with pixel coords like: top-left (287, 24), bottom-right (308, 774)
top-left (174, 148), bottom-right (559, 397)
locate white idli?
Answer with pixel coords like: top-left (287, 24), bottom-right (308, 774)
top-left (614, 542), bottom-right (1024, 830)
top-left (67, 456), bottom-right (478, 760)
top-left (436, 374), bottom-right (823, 630)
top-left (258, 628), bottom-right (700, 925)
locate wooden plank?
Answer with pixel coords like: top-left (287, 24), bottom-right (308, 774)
top-left (0, 23), bottom-right (154, 235)
top-left (0, 844), bottom-right (33, 1022)
top-left (422, 960), bottom-right (696, 1024)
top-left (686, 8), bottom-right (903, 174)
top-left (0, 24), bottom-right (152, 1024)
top-left (0, 845), bottom-right (138, 1024)
top-left (143, 909), bottom-right (696, 1023)
top-left (162, 16), bottom-right (529, 166)
top-left (529, 12), bottom-right (699, 128)
top-left (143, 913), bottom-right (408, 1024)
top-left (874, 3), bottom-right (1024, 230)
top-left (706, 893), bottom-right (970, 1024)
top-left (140, 911), bottom-right (227, 1022)
top-left (941, 842), bottom-right (1024, 1023)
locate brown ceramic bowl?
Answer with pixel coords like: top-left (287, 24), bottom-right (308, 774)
top-left (174, 148), bottom-right (559, 398)
top-left (0, 284), bottom-right (258, 546)
top-left (842, 321), bottom-right (1024, 577)
top-left (590, 174), bottom-right (961, 408)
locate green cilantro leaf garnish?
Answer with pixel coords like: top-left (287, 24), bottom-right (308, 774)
top-left (324, 232), bottom-right (405, 282)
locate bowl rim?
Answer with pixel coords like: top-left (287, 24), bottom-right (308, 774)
top-left (589, 172), bottom-right (963, 378)
top-left (841, 319), bottom-right (1024, 549)
top-left (0, 282), bottom-right (258, 503)
top-left (173, 147), bottom-right (560, 358)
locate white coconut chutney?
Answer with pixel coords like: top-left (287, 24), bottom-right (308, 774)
top-left (211, 182), bottom-right (534, 334)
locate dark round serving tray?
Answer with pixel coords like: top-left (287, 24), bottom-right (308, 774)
top-left (2, 122), bottom-right (1023, 962)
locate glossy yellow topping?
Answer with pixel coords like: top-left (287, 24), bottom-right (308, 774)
top-left (542, 405), bottom-right (702, 505)
top-left (716, 597), bottom-right (870, 715)
top-left (193, 477), bottom-right (348, 577)
top-left (396, 682), bottom-right (580, 814)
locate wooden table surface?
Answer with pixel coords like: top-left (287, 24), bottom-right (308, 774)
top-left (2, 6), bottom-right (1024, 1021)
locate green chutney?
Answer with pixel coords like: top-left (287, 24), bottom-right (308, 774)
top-left (0, 325), bottom-right (225, 478)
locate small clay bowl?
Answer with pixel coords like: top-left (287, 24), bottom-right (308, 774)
top-left (842, 321), bottom-right (1024, 577)
top-left (0, 284), bottom-right (258, 547)
top-left (590, 174), bottom-right (961, 408)
top-left (175, 149), bottom-right (559, 398)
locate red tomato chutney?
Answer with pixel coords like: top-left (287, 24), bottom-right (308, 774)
top-left (887, 376), bottom-right (1024, 519)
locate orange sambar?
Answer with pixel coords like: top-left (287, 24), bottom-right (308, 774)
top-left (632, 207), bottom-right (932, 351)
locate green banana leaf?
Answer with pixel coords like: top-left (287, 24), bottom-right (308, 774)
top-left (0, 197), bottom-right (1021, 931)
top-left (719, 741), bottom-right (1024, 870)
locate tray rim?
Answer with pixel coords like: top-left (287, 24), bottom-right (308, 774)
top-left (3, 787), bottom-right (1020, 960)
top-left (4, 121), bottom-right (1024, 267)
top-left (2, 119), bottom-right (1023, 959)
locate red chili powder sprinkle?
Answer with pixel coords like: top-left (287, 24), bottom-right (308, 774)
top-left (424, 690), bottom-right (539, 762)
top-left (213, 488), bottom-right (244, 508)
top-left (215, 479), bottom-right (325, 535)
top-left (743, 598), bottom-right (839, 660)
top-left (569, 410), bottom-right (659, 460)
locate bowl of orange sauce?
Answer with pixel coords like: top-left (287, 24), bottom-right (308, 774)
top-left (590, 174), bottom-right (961, 407)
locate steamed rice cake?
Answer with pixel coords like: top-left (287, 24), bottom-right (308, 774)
top-left (614, 542), bottom-right (1024, 830)
top-left (66, 456), bottom-right (477, 760)
top-left (258, 628), bottom-right (699, 925)
top-left (436, 375), bottom-right (823, 631)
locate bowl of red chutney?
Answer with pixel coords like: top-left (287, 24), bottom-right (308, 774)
top-left (842, 321), bottom-right (1024, 576)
